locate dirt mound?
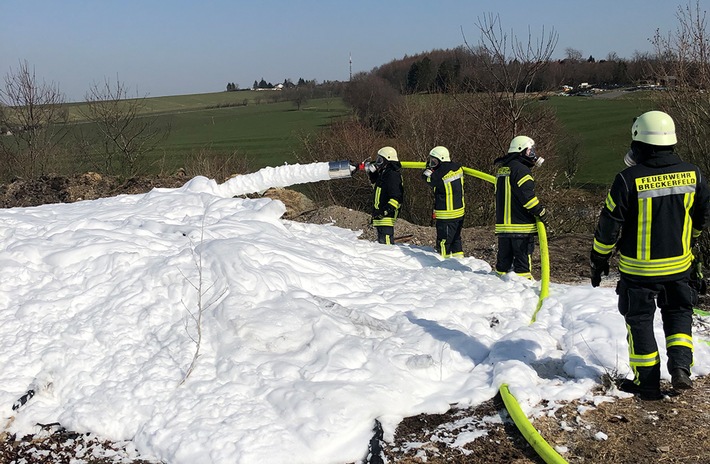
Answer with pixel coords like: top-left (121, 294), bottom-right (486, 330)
top-left (0, 173), bottom-right (188, 208)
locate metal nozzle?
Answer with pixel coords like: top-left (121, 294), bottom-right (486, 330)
top-left (327, 160), bottom-right (356, 179)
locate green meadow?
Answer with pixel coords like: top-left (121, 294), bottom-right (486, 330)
top-left (153, 97), bottom-right (348, 170)
top-left (64, 89), bottom-right (657, 185)
top-left (541, 91), bottom-right (656, 186)
top-left (67, 93), bottom-right (350, 172)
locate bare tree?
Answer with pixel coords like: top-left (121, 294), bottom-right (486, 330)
top-left (650, 1), bottom-right (710, 175)
top-left (77, 77), bottom-right (169, 177)
top-left (647, 1), bottom-right (710, 261)
top-left (0, 103), bottom-right (6, 133)
top-left (296, 118), bottom-right (383, 211)
top-left (283, 86), bottom-right (310, 110)
top-left (343, 72), bottom-right (402, 134)
top-left (459, 13), bottom-right (559, 153)
top-left (0, 60), bottom-right (67, 180)
top-left (565, 47), bottom-right (583, 62)
top-left (178, 217), bottom-right (226, 386)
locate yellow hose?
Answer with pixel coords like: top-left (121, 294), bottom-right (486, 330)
top-left (531, 220), bottom-right (550, 323)
top-left (399, 161), bottom-right (548, 317)
top-left (499, 384), bottom-right (568, 464)
top-left (399, 161), bottom-right (495, 184)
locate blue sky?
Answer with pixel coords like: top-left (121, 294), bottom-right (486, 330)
top-left (1, 0), bottom-right (690, 102)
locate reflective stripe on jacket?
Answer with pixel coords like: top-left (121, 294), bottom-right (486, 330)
top-left (426, 161), bottom-right (465, 220)
top-left (495, 155), bottom-right (543, 235)
top-left (593, 150), bottom-right (710, 280)
top-left (370, 162), bottom-right (404, 227)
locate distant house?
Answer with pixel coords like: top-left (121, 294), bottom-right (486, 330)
top-left (657, 75), bottom-right (677, 87)
top-left (255, 83), bottom-right (283, 91)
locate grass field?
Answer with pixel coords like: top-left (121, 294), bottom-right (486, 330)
top-left (152, 97), bottom-right (348, 170)
top-left (59, 89), bottom-right (657, 184)
top-left (66, 93), bottom-right (350, 174)
top-left (65, 90), bottom-right (277, 120)
top-left (541, 91), bottom-right (656, 186)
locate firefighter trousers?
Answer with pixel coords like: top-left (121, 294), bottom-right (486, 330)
top-left (435, 218), bottom-right (463, 257)
top-left (496, 234), bottom-right (535, 278)
top-left (616, 277), bottom-right (694, 390)
top-left (376, 225), bottom-right (394, 245)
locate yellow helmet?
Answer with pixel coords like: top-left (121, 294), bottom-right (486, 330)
top-left (631, 111), bottom-right (677, 146)
top-left (429, 146), bottom-right (450, 162)
top-left (377, 146), bottom-right (398, 161)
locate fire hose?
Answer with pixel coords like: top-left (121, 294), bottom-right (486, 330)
top-left (500, 384), bottom-right (568, 464)
top-left (328, 159), bottom-right (549, 321)
top-left (326, 161), bottom-right (560, 462)
top-left (397, 161), bottom-right (549, 320)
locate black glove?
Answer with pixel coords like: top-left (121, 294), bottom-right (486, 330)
top-left (537, 208), bottom-right (550, 226)
top-left (690, 256), bottom-right (707, 295)
top-left (590, 250), bottom-right (610, 287)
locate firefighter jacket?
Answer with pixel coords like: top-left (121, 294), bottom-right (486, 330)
top-left (368, 161), bottom-right (404, 227)
top-left (425, 161), bottom-right (465, 220)
top-left (494, 153), bottom-right (545, 235)
top-left (593, 150), bottom-right (710, 281)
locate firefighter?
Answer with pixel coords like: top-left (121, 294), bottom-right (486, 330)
top-left (364, 146), bottom-right (404, 245)
top-left (591, 110), bottom-right (710, 400)
top-left (494, 136), bottom-right (548, 279)
top-left (422, 146), bottom-right (465, 258)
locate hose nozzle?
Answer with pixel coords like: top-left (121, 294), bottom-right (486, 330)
top-left (327, 160), bottom-right (356, 179)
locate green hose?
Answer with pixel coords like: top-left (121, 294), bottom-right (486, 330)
top-left (694, 307), bottom-right (710, 317)
top-left (499, 384), bottom-right (568, 464)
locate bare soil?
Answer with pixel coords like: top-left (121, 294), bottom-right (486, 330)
top-left (2, 175), bottom-right (709, 464)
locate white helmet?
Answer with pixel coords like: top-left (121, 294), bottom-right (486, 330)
top-left (508, 135), bottom-right (544, 167)
top-left (377, 146), bottom-right (398, 161)
top-left (631, 110), bottom-right (677, 146)
top-left (429, 146), bottom-right (450, 162)
top-left (508, 135), bottom-right (535, 153)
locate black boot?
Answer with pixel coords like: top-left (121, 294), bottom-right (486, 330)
top-left (670, 368), bottom-right (693, 390)
top-left (618, 379), bottom-right (664, 401)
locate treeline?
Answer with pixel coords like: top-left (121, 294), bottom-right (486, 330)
top-left (371, 46), bottom-right (651, 95)
top-left (297, 6), bottom-right (710, 243)
top-left (250, 77), bottom-right (317, 90)
top-left (226, 77), bottom-right (320, 91)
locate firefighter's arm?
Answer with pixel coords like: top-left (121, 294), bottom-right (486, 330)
top-left (691, 169), bottom-right (710, 241)
top-left (591, 209), bottom-right (617, 287)
top-left (594, 173), bottom-right (628, 250)
top-left (590, 174), bottom-right (628, 287)
top-left (514, 172), bottom-right (545, 217)
top-left (367, 169), bottom-right (379, 185)
top-left (381, 173), bottom-right (403, 217)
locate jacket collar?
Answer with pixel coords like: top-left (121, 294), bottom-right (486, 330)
top-left (641, 150), bottom-right (682, 168)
